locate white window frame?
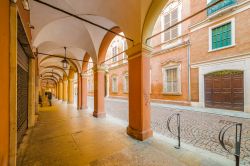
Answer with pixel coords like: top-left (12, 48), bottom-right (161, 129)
top-left (112, 46), bottom-right (118, 62)
top-left (161, 1), bottom-right (182, 43)
top-left (123, 73), bottom-right (129, 93)
top-left (162, 64), bottom-right (182, 94)
top-left (208, 17), bottom-right (236, 52)
top-left (207, 0), bottom-right (213, 4)
top-left (111, 75), bottom-right (118, 93)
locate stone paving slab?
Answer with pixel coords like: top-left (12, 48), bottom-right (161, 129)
top-left (87, 97), bottom-right (250, 166)
top-left (17, 100), bottom-right (234, 166)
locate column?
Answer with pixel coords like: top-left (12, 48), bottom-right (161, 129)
top-left (35, 56), bottom-right (39, 114)
top-left (93, 65), bottom-right (106, 118)
top-left (68, 79), bottom-right (74, 104)
top-left (82, 74), bottom-right (88, 109)
top-left (77, 73), bottom-right (82, 109)
top-left (63, 77), bottom-right (68, 102)
top-left (28, 58), bottom-right (36, 127)
top-left (126, 44), bottom-right (153, 141)
top-left (106, 72), bottom-right (110, 97)
top-left (59, 80), bottom-right (63, 100)
top-left (9, 4), bottom-right (17, 165)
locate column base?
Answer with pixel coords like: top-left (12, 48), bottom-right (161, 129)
top-left (93, 112), bottom-right (106, 118)
top-left (127, 126), bottom-right (153, 141)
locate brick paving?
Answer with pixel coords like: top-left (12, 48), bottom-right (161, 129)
top-left (87, 97), bottom-right (250, 165)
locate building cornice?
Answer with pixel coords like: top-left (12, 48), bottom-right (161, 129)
top-left (190, 0), bottom-right (250, 33)
top-left (191, 52), bottom-right (250, 68)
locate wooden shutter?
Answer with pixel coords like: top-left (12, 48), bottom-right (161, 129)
top-left (171, 8), bottom-right (179, 39)
top-left (164, 14), bottom-right (171, 41)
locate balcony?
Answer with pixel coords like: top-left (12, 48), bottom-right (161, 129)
top-left (207, 0), bottom-right (237, 15)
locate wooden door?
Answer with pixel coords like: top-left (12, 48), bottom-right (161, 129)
top-left (205, 71), bottom-right (244, 111)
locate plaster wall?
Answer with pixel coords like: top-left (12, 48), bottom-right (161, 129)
top-left (0, 1), bottom-right (10, 165)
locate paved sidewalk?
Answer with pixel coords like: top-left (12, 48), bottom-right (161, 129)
top-left (88, 97), bottom-right (250, 166)
top-left (17, 100), bottom-right (234, 166)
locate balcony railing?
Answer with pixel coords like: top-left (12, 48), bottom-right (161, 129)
top-left (207, 0), bottom-right (237, 15)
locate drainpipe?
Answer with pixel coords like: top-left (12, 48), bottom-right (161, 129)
top-left (187, 39), bottom-right (191, 102)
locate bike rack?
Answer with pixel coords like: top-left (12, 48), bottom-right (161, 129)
top-left (167, 113), bottom-right (181, 149)
top-left (219, 123), bottom-right (242, 166)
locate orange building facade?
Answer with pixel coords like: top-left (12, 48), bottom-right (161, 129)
top-left (87, 0), bottom-right (250, 112)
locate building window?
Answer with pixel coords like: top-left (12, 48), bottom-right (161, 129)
top-left (112, 76), bottom-right (118, 93)
top-left (162, 1), bottom-right (181, 42)
top-left (123, 73), bottom-right (128, 93)
top-left (207, 0), bottom-right (237, 16)
top-left (162, 64), bottom-right (181, 94)
top-left (122, 40), bottom-right (128, 63)
top-left (209, 18), bottom-right (235, 51)
top-left (112, 46), bottom-right (118, 62)
top-left (88, 77), bottom-right (93, 92)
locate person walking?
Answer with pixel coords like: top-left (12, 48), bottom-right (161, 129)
top-left (48, 92), bottom-right (52, 106)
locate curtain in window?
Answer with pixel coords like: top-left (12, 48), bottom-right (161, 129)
top-left (166, 68), bottom-right (178, 92)
top-left (123, 75), bottom-right (128, 92)
top-left (112, 77), bottom-right (118, 92)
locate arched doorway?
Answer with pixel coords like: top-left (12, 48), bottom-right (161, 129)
top-left (204, 70), bottom-right (244, 111)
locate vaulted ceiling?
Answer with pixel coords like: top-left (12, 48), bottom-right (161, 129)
top-left (30, 0), bottom-right (167, 80)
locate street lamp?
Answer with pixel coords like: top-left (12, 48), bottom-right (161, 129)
top-left (61, 47), bottom-right (69, 69)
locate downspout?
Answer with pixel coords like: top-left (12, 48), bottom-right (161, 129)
top-left (187, 39), bottom-right (191, 102)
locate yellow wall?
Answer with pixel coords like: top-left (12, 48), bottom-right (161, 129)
top-left (0, 0), bottom-right (10, 165)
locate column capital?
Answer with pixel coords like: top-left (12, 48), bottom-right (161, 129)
top-left (81, 73), bottom-right (89, 78)
top-left (126, 43), bottom-right (153, 59)
top-left (92, 65), bottom-right (106, 73)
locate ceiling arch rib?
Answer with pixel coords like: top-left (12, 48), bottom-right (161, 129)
top-left (42, 74), bottom-right (59, 82)
top-left (33, 17), bottom-right (97, 62)
top-left (41, 71), bottom-right (62, 80)
top-left (40, 68), bottom-right (64, 79)
top-left (41, 78), bottom-right (57, 86)
top-left (30, 0), bottom-right (152, 45)
top-left (39, 55), bottom-right (79, 73)
top-left (39, 65), bottom-right (68, 77)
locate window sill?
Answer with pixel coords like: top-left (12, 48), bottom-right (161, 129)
top-left (162, 92), bottom-right (182, 96)
top-left (123, 92), bottom-right (128, 94)
top-left (208, 44), bottom-right (235, 53)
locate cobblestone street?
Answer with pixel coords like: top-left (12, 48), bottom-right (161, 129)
top-left (88, 97), bottom-right (250, 165)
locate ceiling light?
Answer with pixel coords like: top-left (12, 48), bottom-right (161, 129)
top-left (61, 47), bottom-right (69, 69)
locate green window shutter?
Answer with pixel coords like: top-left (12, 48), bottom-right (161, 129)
top-left (212, 22), bottom-right (232, 50)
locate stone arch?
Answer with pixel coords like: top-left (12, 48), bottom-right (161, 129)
top-left (41, 78), bottom-right (57, 85)
top-left (39, 56), bottom-right (79, 73)
top-left (40, 65), bottom-right (68, 77)
top-left (98, 27), bottom-right (122, 64)
top-left (42, 75), bottom-right (59, 82)
top-left (142, 0), bottom-right (170, 43)
top-left (82, 52), bottom-right (92, 72)
top-left (41, 71), bottom-right (62, 80)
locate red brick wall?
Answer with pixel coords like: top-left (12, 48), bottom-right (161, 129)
top-left (150, 46), bottom-right (189, 101)
top-left (191, 68), bottom-right (199, 102)
top-left (190, 11), bottom-right (250, 65)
